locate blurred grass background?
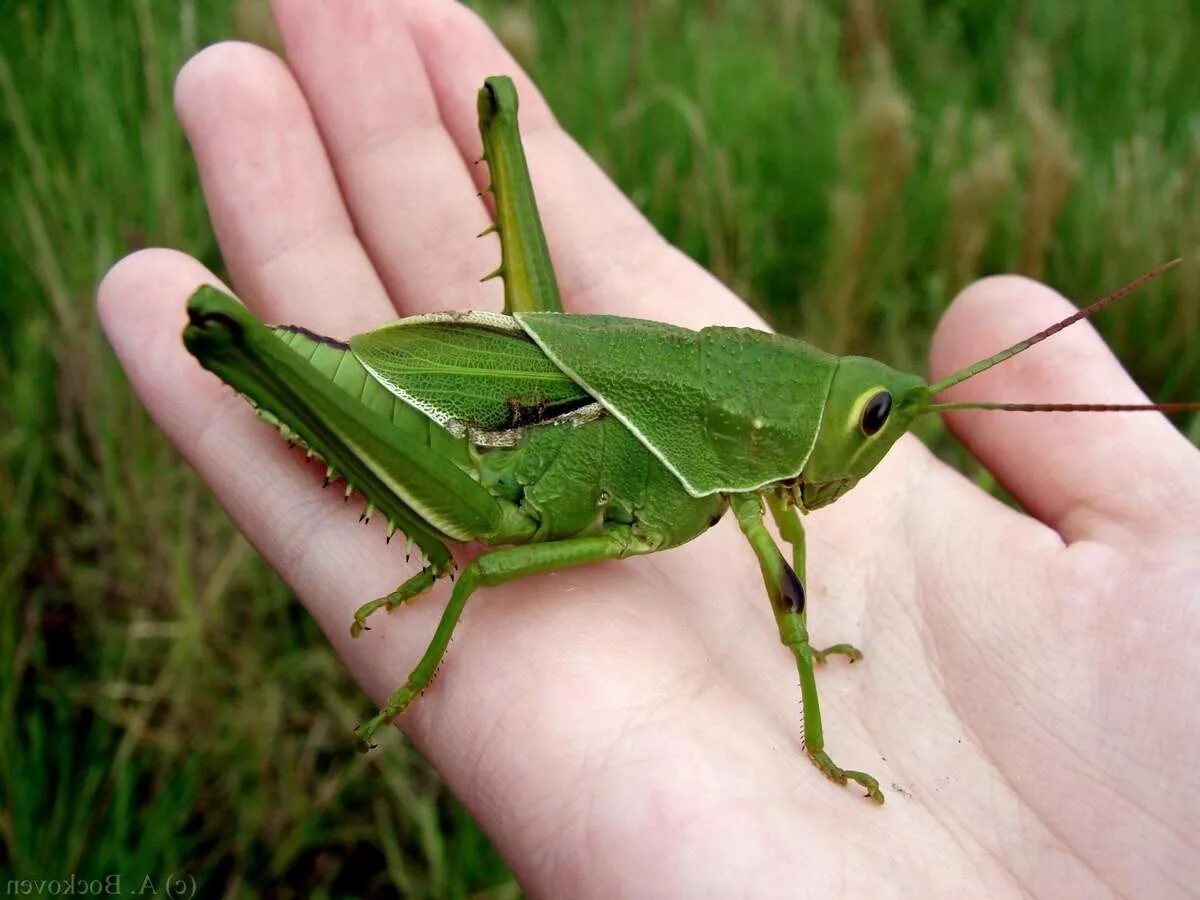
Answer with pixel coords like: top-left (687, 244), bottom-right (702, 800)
top-left (2, 0), bottom-right (1198, 895)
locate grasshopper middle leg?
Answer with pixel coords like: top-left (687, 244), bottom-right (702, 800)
top-left (351, 567), bottom-right (440, 638)
top-left (355, 528), bottom-right (638, 747)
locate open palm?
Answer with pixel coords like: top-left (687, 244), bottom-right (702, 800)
top-left (98, 2), bottom-right (1200, 896)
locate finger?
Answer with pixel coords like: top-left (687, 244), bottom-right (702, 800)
top-left (267, 0), bottom-right (503, 314)
top-left (929, 274), bottom-right (1200, 541)
top-left (173, 42), bottom-right (393, 335)
top-left (401, 0), bottom-right (762, 329)
top-left (96, 248), bottom-right (442, 699)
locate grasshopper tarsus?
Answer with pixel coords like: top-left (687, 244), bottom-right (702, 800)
top-left (353, 736), bottom-right (378, 754)
top-left (807, 747), bottom-right (885, 804)
top-left (813, 643), bottom-right (864, 665)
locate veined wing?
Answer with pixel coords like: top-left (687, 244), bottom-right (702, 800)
top-left (350, 311), bottom-right (595, 436)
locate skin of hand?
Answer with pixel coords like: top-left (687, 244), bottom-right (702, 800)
top-left (96, 2), bottom-right (1200, 896)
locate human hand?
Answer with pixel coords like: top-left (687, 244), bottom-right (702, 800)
top-left (98, 2), bottom-right (1200, 896)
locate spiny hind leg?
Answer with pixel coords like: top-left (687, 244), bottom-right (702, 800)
top-left (735, 494), bottom-right (883, 804)
top-left (476, 77), bottom-right (564, 314)
top-left (355, 528), bottom-right (636, 747)
top-left (765, 493), bottom-right (864, 665)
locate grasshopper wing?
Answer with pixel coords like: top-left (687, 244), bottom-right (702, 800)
top-left (515, 312), bottom-right (838, 497)
top-left (350, 311), bottom-right (595, 438)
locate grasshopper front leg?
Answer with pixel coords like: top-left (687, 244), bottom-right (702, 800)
top-left (731, 493), bottom-right (884, 804)
top-left (765, 493), bottom-right (863, 665)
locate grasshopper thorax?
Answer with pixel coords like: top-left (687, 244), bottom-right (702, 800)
top-left (795, 356), bottom-right (928, 510)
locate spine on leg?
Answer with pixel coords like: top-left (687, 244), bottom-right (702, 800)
top-left (183, 287), bottom-right (506, 570)
top-left (477, 76), bottom-right (563, 314)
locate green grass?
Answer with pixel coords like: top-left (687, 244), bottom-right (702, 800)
top-left (2, 0), bottom-right (1198, 895)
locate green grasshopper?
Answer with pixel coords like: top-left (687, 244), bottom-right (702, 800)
top-left (182, 76), bottom-right (1197, 804)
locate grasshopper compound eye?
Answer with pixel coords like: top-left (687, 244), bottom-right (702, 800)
top-left (860, 391), bottom-right (892, 436)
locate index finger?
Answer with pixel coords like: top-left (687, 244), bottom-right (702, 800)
top-left (267, 0), bottom-right (503, 315)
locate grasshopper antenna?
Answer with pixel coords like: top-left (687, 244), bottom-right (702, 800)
top-left (924, 258), bottom-right (1200, 414)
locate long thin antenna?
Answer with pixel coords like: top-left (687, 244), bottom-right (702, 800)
top-left (926, 258), bottom-right (1182, 396)
top-left (927, 401), bottom-right (1200, 414)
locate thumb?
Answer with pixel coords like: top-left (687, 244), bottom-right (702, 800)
top-left (928, 274), bottom-right (1200, 542)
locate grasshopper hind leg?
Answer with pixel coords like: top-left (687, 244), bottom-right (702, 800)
top-left (477, 75), bottom-right (564, 315)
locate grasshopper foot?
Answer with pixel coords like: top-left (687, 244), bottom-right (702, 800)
top-left (354, 713), bottom-right (388, 751)
top-left (350, 598), bottom-right (388, 638)
top-left (812, 642), bottom-right (863, 664)
top-left (349, 568), bottom-right (439, 638)
top-left (807, 748), bottom-right (885, 804)
top-left (354, 683), bottom-right (420, 750)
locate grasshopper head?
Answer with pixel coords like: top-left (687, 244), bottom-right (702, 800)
top-left (796, 262), bottom-right (1197, 510)
top-left (797, 356), bottom-right (928, 510)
